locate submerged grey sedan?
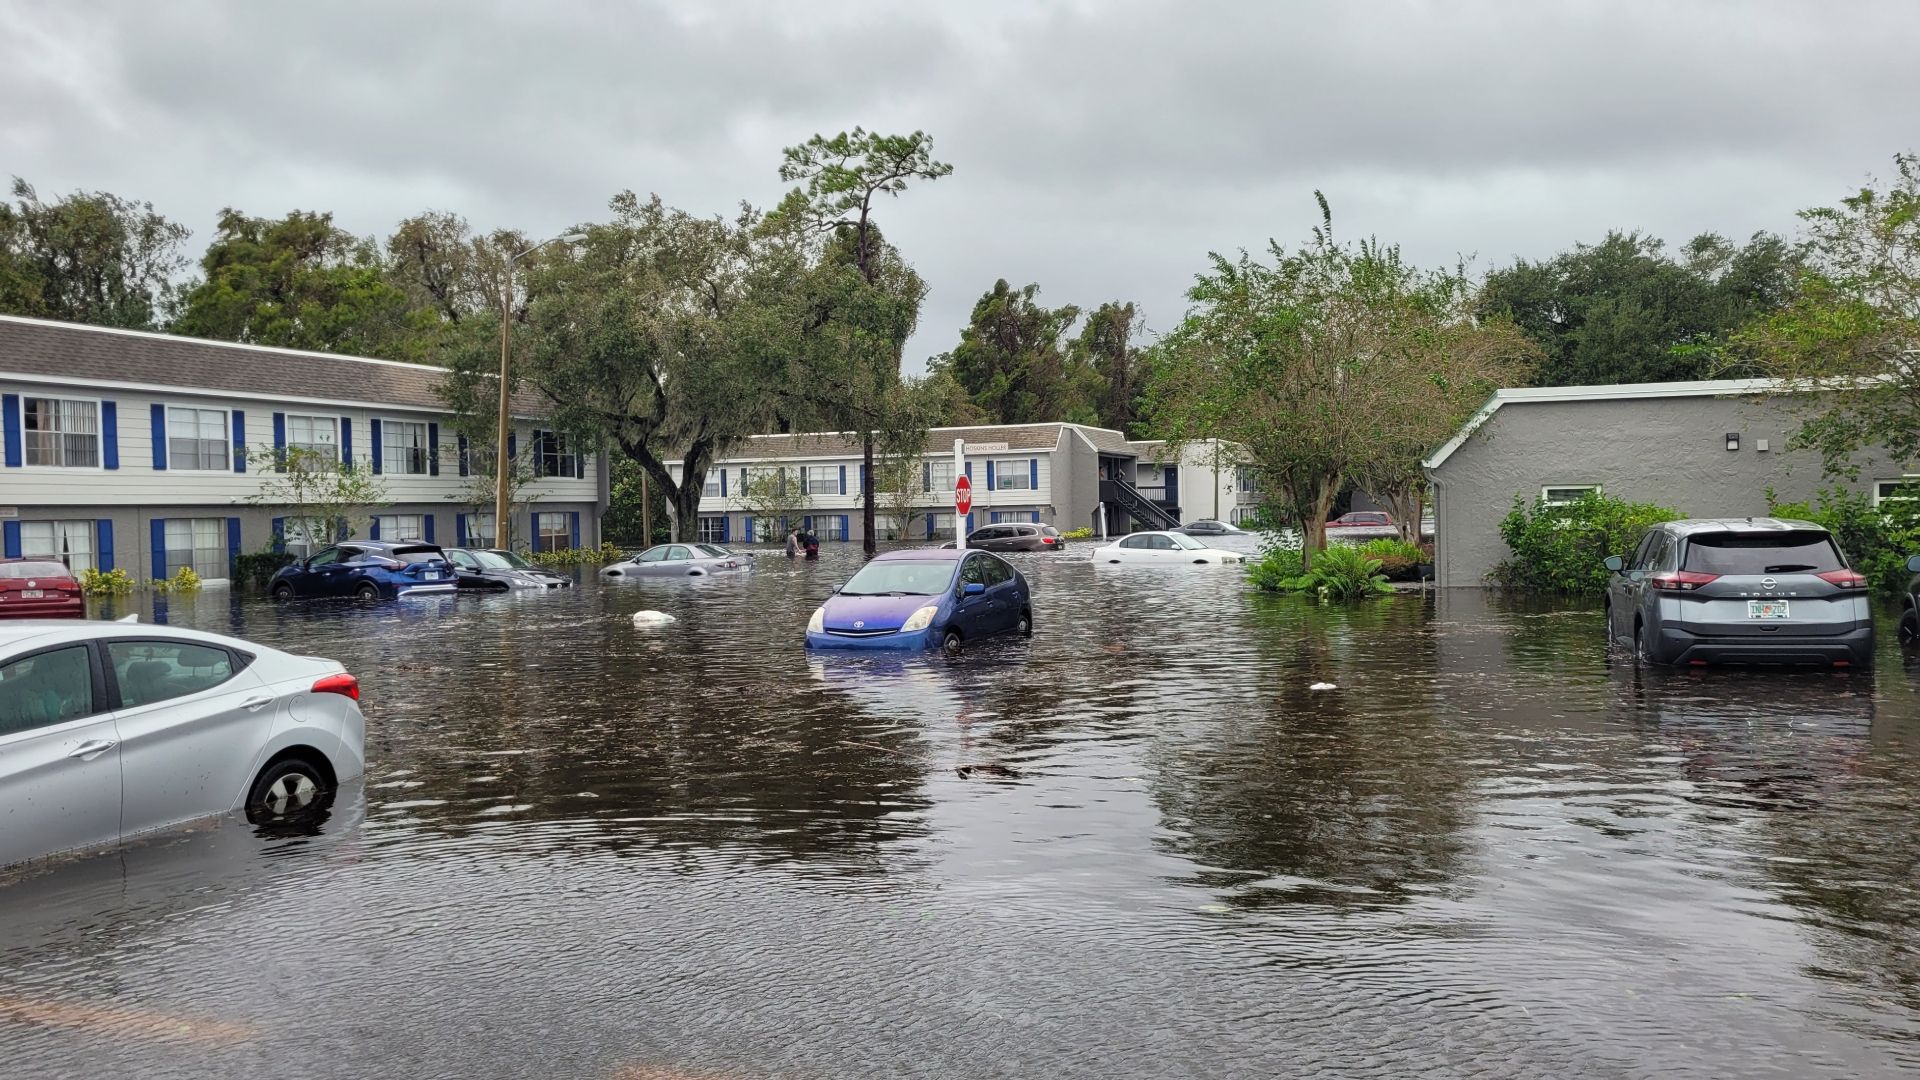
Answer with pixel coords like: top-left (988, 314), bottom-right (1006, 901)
top-left (1, 621), bottom-right (366, 869)
top-left (1603, 518), bottom-right (1874, 668)
top-left (601, 543), bottom-right (747, 578)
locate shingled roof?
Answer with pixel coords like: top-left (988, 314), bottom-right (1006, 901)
top-left (0, 314), bottom-right (547, 415)
top-left (727, 422), bottom-right (1136, 460)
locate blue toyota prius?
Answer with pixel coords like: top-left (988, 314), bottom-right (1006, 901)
top-left (806, 548), bottom-right (1033, 653)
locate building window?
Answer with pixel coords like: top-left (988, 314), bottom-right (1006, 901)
top-left (1234, 465), bottom-right (1259, 494)
top-left (1873, 479), bottom-right (1920, 506)
top-left (286, 414), bottom-right (339, 471)
top-left (924, 460), bottom-right (955, 494)
top-left (803, 466), bottom-right (840, 495)
top-left (23, 397), bottom-right (100, 468)
top-left (467, 513), bottom-right (496, 548)
top-left (383, 420), bottom-right (430, 475)
top-left (752, 517), bottom-right (781, 541)
top-left (166, 407), bottom-right (229, 471)
top-left (375, 514), bottom-right (426, 541)
top-left (994, 460), bottom-right (1032, 491)
top-left (536, 512), bottom-right (570, 553)
top-left (539, 433), bottom-right (576, 478)
top-left (821, 517), bottom-right (848, 541)
top-left (282, 518), bottom-right (328, 558)
top-left (702, 474), bottom-right (724, 498)
top-left (697, 516), bottom-right (727, 543)
top-left (1541, 485), bottom-right (1601, 507)
top-left (929, 512), bottom-right (956, 537)
top-left (164, 518), bottom-right (227, 579)
top-left (1230, 506), bottom-right (1259, 526)
top-left (20, 520), bottom-right (96, 573)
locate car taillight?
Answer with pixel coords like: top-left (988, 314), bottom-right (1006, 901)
top-left (1042, 537), bottom-right (1057, 544)
top-left (1647, 571), bottom-right (1719, 592)
top-left (1815, 569), bottom-right (1867, 589)
top-left (312, 672), bottom-right (360, 701)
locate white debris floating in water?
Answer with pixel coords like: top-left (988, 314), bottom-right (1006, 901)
top-left (631, 610), bottom-right (677, 626)
top-left (1309, 682), bottom-right (1337, 691)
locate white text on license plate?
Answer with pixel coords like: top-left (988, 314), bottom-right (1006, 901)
top-left (20, 590), bottom-right (42, 599)
top-left (1748, 599), bottom-right (1790, 619)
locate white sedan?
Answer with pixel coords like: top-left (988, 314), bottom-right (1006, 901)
top-left (1093, 531), bottom-right (1247, 565)
top-left (0, 620), bottom-right (366, 869)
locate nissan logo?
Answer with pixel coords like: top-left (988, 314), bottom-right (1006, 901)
top-left (1761, 577), bottom-right (1777, 590)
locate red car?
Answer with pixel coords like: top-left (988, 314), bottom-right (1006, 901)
top-left (1329, 511), bottom-right (1394, 528)
top-left (0, 558), bottom-right (85, 619)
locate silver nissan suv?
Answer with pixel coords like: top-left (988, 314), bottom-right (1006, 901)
top-left (1602, 518), bottom-right (1873, 668)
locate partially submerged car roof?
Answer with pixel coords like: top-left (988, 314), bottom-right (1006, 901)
top-left (876, 548), bottom-right (966, 562)
top-left (1663, 517), bottom-right (1826, 535)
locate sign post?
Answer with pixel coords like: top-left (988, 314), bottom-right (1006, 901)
top-left (953, 438), bottom-right (970, 548)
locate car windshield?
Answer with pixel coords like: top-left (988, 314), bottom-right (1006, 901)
top-left (839, 560), bottom-right (954, 596)
top-left (389, 547), bottom-right (445, 565)
top-left (490, 550), bottom-right (534, 568)
top-left (473, 551), bottom-right (515, 570)
top-left (1683, 531), bottom-right (1843, 575)
top-left (0, 561), bottom-right (69, 579)
top-left (1168, 532), bottom-right (1207, 550)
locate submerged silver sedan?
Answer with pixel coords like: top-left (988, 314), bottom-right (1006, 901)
top-left (601, 544), bottom-right (748, 578)
top-left (1, 620), bottom-right (366, 869)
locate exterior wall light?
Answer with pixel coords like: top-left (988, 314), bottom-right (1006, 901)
top-left (1725, 432), bottom-right (1740, 451)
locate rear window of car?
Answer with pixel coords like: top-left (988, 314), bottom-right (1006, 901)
top-left (0, 561), bottom-right (71, 579)
top-left (1682, 531), bottom-right (1843, 575)
top-left (389, 547), bottom-right (445, 565)
top-left (1041, 526), bottom-right (1060, 536)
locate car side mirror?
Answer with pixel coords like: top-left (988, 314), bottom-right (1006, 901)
top-left (1603, 555), bottom-right (1625, 573)
top-left (1907, 554), bottom-right (1920, 574)
top-left (963, 582), bottom-right (986, 596)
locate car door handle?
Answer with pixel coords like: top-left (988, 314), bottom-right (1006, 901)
top-left (67, 739), bottom-right (117, 760)
top-left (240, 695), bottom-right (274, 712)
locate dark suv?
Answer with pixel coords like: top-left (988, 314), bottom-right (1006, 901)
top-left (1603, 518), bottom-right (1873, 668)
top-left (269, 541), bottom-right (458, 601)
top-left (962, 523), bottom-right (1063, 553)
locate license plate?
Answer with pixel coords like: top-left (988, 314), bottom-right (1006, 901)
top-left (424, 571), bottom-right (440, 580)
top-left (1748, 599), bottom-right (1790, 619)
top-left (20, 590), bottom-right (42, 599)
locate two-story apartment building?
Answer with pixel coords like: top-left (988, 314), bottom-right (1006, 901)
top-left (0, 315), bottom-right (605, 581)
top-left (1127, 439), bottom-right (1258, 525)
top-left (674, 422), bottom-right (1164, 544)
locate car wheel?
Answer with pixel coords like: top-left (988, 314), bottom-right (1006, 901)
top-left (245, 756), bottom-right (333, 825)
top-left (271, 582), bottom-right (294, 601)
top-left (1901, 608), bottom-right (1919, 645)
top-left (353, 582), bottom-right (380, 601)
top-left (1633, 623), bottom-right (1652, 667)
top-left (941, 628), bottom-right (964, 654)
top-left (1017, 609), bottom-right (1032, 637)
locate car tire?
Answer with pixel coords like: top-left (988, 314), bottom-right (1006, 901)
top-left (1633, 623), bottom-right (1653, 667)
top-left (1017, 609), bottom-right (1032, 637)
top-left (353, 582), bottom-right (380, 601)
top-left (1901, 608), bottom-right (1919, 645)
top-left (245, 756), bottom-right (333, 825)
top-left (271, 582), bottom-right (294, 601)
top-left (941, 628), bottom-right (964, 654)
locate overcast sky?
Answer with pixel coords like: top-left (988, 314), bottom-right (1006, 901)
top-left (4, 1), bottom-right (1916, 367)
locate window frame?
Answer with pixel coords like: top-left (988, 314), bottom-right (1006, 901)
top-left (993, 459), bottom-right (1032, 491)
top-left (535, 511), bottom-right (570, 553)
top-left (539, 432), bottom-right (578, 479)
top-left (924, 460), bottom-right (956, 494)
top-left (166, 405), bottom-right (231, 472)
top-left (381, 418), bottom-right (432, 476)
top-left (284, 413), bottom-right (340, 471)
top-left (163, 517), bottom-right (229, 580)
top-left (1541, 484), bottom-right (1602, 508)
top-left (802, 465), bottom-right (841, 496)
top-left (696, 517), bottom-right (727, 543)
top-left (374, 514), bottom-right (427, 542)
top-left (1873, 477), bottom-right (1920, 507)
top-left (18, 519), bottom-right (97, 574)
top-left (0, 642), bottom-right (110, 737)
top-left (21, 394), bottom-right (104, 471)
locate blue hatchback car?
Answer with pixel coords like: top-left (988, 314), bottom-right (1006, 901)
top-left (268, 541), bottom-right (458, 601)
top-left (806, 548), bottom-right (1033, 652)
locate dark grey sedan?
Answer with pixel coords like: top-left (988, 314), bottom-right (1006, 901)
top-left (1603, 518), bottom-right (1873, 668)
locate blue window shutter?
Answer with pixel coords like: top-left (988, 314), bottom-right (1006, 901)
top-left (964, 461), bottom-right (973, 479)
top-left (923, 461), bottom-right (930, 490)
top-left (839, 514), bottom-right (848, 540)
top-left (721, 517), bottom-right (731, 543)
top-left (839, 464), bottom-right (847, 495)
top-left (457, 434), bottom-right (470, 477)
top-left (528, 512), bottom-right (538, 551)
top-left (150, 519), bottom-right (166, 578)
top-left (1, 394), bottom-right (20, 467)
top-left (149, 404), bottom-right (168, 470)
top-left (370, 419), bottom-right (383, 474)
top-left (226, 518), bottom-right (241, 575)
top-left (272, 412), bottom-right (286, 471)
top-left (986, 460), bottom-right (995, 490)
top-left (965, 512), bottom-right (974, 532)
top-left (96, 519), bottom-right (114, 572)
top-left (367, 517), bottom-right (381, 540)
top-left (101, 401), bottom-right (119, 469)
top-left (569, 511), bottom-right (580, 550)
top-left (1, 521), bottom-right (19, 558)
top-left (272, 517), bottom-right (285, 551)
top-left (575, 445), bottom-right (585, 481)
top-left (428, 423), bottom-right (440, 476)
top-left (424, 514), bottom-right (436, 543)
top-left (456, 514), bottom-right (468, 546)
top-left (743, 516), bottom-right (753, 543)
top-left (231, 409), bottom-right (246, 472)
top-left (1031, 511), bottom-right (1041, 523)
top-left (1030, 458), bottom-right (1039, 489)
top-left (859, 463), bottom-right (867, 493)
top-left (507, 432), bottom-right (516, 461)
top-left (340, 417), bottom-right (352, 467)
top-left (530, 431), bottom-right (545, 477)
top-left (719, 469), bottom-right (727, 497)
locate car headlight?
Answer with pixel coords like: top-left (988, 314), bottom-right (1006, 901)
top-left (808, 606), bottom-right (825, 633)
top-left (901, 605), bottom-right (940, 632)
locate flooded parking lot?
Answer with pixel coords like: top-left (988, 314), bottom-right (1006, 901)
top-left (4, 545), bottom-right (1920, 1079)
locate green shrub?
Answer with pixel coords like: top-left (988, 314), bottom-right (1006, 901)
top-left (1356, 537), bottom-right (1426, 580)
top-left (233, 550), bottom-right (296, 592)
top-left (529, 542), bottom-right (624, 568)
top-left (150, 566), bottom-right (202, 594)
top-left (79, 567), bottom-right (135, 596)
top-left (1767, 486), bottom-right (1920, 595)
top-left (1296, 544), bottom-right (1393, 600)
top-left (1060, 526), bottom-right (1095, 540)
top-left (1246, 544), bottom-right (1305, 592)
top-left (1490, 491), bottom-right (1683, 594)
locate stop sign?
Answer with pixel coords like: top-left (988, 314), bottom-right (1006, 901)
top-left (954, 474), bottom-right (973, 515)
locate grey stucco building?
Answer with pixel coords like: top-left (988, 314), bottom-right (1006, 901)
top-left (1422, 379), bottom-right (1905, 588)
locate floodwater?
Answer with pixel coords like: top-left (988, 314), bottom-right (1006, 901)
top-left (4, 545), bottom-right (1920, 1080)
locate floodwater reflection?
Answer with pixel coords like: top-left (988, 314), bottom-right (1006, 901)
top-left (3, 551), bottom-right (1919, 1078)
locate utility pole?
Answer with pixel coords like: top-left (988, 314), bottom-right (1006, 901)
top-left (494, 232), bottom-right (584, 551)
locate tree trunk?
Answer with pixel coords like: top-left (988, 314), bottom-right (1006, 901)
top-left (668, 482), bottom-right (700, 542)
top-left (1299, 477), bottom-right (1339, 570)
top-left (861, 434), bottom-right (877, 555)
top-left (1381, 482), bottom-right (1425, 545)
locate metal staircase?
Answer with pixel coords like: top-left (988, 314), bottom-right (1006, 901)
top-left (1100, 478), bottom-right (1183, 531)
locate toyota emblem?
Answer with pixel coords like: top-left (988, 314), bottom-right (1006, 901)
top-left (26, 581), bottom-right (35, 588)
top-left (853, 620), bottom-right (865, 629)
top-left (1761, 577), bottom-right (1777, 590)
